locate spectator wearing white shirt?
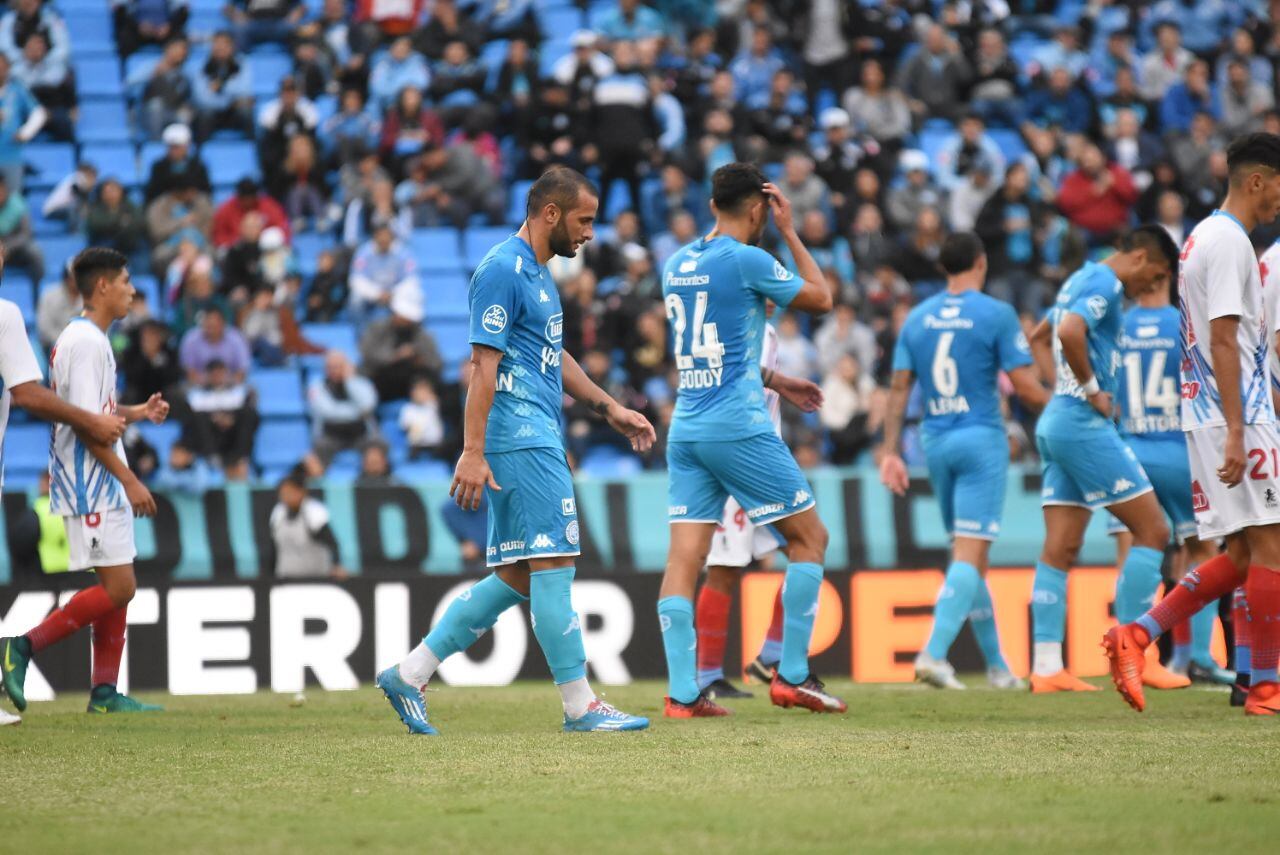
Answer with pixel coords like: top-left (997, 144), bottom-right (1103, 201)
top-left (348, 221), bottom-right (420, 319)
top-left (268, 472), bottom-right (347, 579)
top-left (399, 376), bottom-right (444, 459)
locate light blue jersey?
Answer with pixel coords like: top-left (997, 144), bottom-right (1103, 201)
top-left (1116, 305), bottom-right (1182, 440)
top-left (1037, 260), bottom-right (1126, 437)
top-left (662, 236), bottom-right (803, 444)
top-left (891, 289), bottom-right (1032, 438)
top-left (468, 235), bottom-right (565, 454)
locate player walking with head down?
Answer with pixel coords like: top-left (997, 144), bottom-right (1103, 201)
top-left (880, 232), bottom-right (1049, 690)
top-left (1, 248), bottom-right (170, 716)
top-left (377, 166), bottom-right (655, 734)
top-left (657, 162), bottom-right (845, 718)
top-left (1106, 133), bottom-right (1280, 716)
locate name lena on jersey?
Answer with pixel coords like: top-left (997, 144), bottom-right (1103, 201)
top-left (928, 395), bottom-right (970, 416)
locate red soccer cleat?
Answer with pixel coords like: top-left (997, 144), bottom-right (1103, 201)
top-left (1244, 681), bottom-right (1280, 716)
top-left (1029, 670), bottom-right (1101, 694)
top-left (664, 694), bottom-right (732, 718)
top-left (769, 672), bottom-right (848, 713)
top-left (1102, 624), bottom-right (1149, 712)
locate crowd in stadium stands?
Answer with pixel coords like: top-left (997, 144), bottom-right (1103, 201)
top-left (5, 0), bottom-right (1280, 489)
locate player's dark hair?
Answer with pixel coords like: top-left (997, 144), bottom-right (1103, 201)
top-left (1118, 224), bottom-right (1180, 281)
top-left (71, 247), bottom-right (128, 301)
top-left (1227, 132), bottom-right (1280, 183)
top-left (938, 232), bottom-right (985, 275)
top-left (711, 162), bottom-right (768, 214)
top-left (279, 465), bottom-right (308, 492)
top-left (526, 166), bottom-right (597, 218)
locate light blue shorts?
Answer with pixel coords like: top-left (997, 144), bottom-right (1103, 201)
top-left (922, 425), bottom-right (1009, 540)
top-left (1037, 424), bottom-right (1152, 510)
top-left (1105, 434), bottom-right (1197, 544)
top-left (667, 433), bottom-right (815, 525)
top-left (485, 447), bottom-right (580, 567)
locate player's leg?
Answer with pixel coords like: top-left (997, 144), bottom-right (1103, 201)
top-left (745, 586), bottom-right (784, 682)
top-left (1231, 586), bottom-right (1252, 706)
top-left (85, 562), bottom-right (161, 713)
top-left (1031, 504), bottom-right (1100, 692)
top-left (1166, 543), bottom-right (1195, 672)
top-left (2, 509), bottom-right (137, 713)
top-left (1182, 535), bottom-right (1236, 685)
top-left (914, 432), bottom-right (970, 689)
top-left (1239, 522), bottom-right (1280, 715)
top-left (696, 499), bottom-right (753, 698)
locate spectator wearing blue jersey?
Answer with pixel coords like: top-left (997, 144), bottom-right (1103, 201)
top-left (1088, 30), bottom-right (1138, 100)
top-left (1142, 0), bottom-right (1240, 58)
top-left (728, 26), bottom-right (783, 105)
top-left (1020, 66), bottom-right (1093, 135)
top-left (1161, 60), bottom-right (1219, 136)
top-left (192, 31), bottom-right (254, 142)
top-left (935, 113), bottom-right (1005, 192)
top-left (975, 162), bottom-right (1050, 317)
top-left (321, 88), bottom-right (380, 171)
top-left (0, 175), bottom-right (42, 284)
top-left (1098, 66), bottom-right (1151, 131)
top-left (348, 221), bottom-right (420, 319)
top-left (650, 74), bottom-right (685, 156)
top-left (743, 68), bottom-right (809, 159)
top-left (1029, 25), bottom-right (1089, 83)
top-left (113, 0), bottom-right (190, 58)
top-left (597, 0), bottom-right (664, 43)
top-left (370, 36), bottom-right (431, 112)
top-left (642, 163), bottom-right (706, 237)
top-left (428, 40), bottom-right (486, 115)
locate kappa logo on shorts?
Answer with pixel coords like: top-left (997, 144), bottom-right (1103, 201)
top-left (482, 304), bottom-right (508, 333)
top-left (531, 533), bottom-right (554, 549)
top-left (792, 490), bottom-right (811, 507)
top-left (565, 520), bottom-right (579, 545)
top-left (1192, 480), bottom-right (1210, 512)
top-left (1112, 478), bottom-right (1135, 494)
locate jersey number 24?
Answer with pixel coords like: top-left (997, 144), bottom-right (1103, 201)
top-left (665, 292), bottom-right (725, 370)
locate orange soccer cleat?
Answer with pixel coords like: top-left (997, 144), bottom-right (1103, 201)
top-left (1102, 624), bottom-right (1149, 712)
top-left (1141, 646), bottom-right (1191, 690)
top-left (664, 693), bottom-right (732, 718)
top-left (1029, 670), bottom-right (1103, 694)
top-left (1244, 681), bottom-right (1280, 716)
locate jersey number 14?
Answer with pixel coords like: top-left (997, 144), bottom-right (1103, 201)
top-left (665, 291), bottom-right (725, 370)
top-left (1122, 351), bottom-right (1178, 415)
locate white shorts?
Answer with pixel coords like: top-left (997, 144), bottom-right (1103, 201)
top-left (1187, 423), bottom-right (1280, 539)
top-left (706, 497), bottom-right (781, 568)
top-left (65, 507), bottom-right (137, 572)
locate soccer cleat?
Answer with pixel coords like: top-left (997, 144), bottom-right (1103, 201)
top-left (1030, 670), bottom-right (1103, 694)
top-left (1101, 624), bottom-right (1147, 711)
top-left (914, 653), bottom-right (966, 690)
top-left (0, 637), bottom-right (31, 712)
top-left (704, 678), bottom-right (753, 700)
top-left (563, 699), bottom-right (649, 732)
top-left (1187, 660), bottom-right (1236, 686)
top-left (0, 708), bottom-right (19, 726)
top-left (1243, 681), bottom-right (1280, 716)
top-left (86, 685), bottom-right (164, 713)
top-left (1141, 659), bottom-right (1191, 690)
top-left (769, 672), bottom-right (848, 713)
top-left (664, 693), bottom-right (732, 718)
top-left (376, 666), bottom-right (438, 735)
top-left (744, 656), bottom-right (777, 684)
top-left (987, 667), bottom-right (1026, 690)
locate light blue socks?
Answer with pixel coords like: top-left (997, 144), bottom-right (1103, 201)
top-left (925, 561), bottom-right (981, 660)
top-left (969, 577), bottom-right (1009, 671)
top-left (780, 562), bottom-right (823, 684)
top-left (1189, 601), bottom-right (1217, 667)
top-left (1114, 545), bottom-right (1164, 624)
top-left (424, 573), bottom-right (526, 660)
top-left (658, 596), bottom-right (698, 704)
top-left (529, 567), bottom-right (587, 685)
top-left (1032, 561), bottom-right (1068, 643)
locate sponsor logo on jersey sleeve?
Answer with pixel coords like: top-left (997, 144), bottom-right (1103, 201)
top-left (773, 260), bottom-right (794, 281)
top-left (482, 304), bottom-right (508, 333)
top-left (1087, 295), bottom-right (1108, 320)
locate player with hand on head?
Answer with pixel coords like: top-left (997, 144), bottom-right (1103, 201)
top-left (1106, 134), bottom-right (1280, 715)
top-left (377, 166), bottom-right (655, 734)
top-left (880, 232), bottom-right (1049, 690)
top-left (657, 162), bottom-right (845, 718)
top-left (1, 247), bottom-right (169, 717)
top-left (1027, 225), bottom-right (1179, 694)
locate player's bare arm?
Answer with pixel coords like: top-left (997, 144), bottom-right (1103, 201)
top-left (878, 368), bottom-right (912, 496)
top-left (451, 344), bottom-right (503, 510)
top-left (1210, 314), bottom-right (1246, 486)
top-left (118, 392), bottom-right (170, 425)
top-left (1028, 317), bottom-right (1056, 385)
top-left (1057, 312), bottom-right (1112, 418)
top-left (8, 380), bottom-right (125, 445)
top-left (762, 183), bottom-right (833, 315)
top-left (1007, 365), bottom-right (1051, 412)
top-left (561, 349), bottom-right (655, 453)
top-left (763, 367), bottom-right (823, 412)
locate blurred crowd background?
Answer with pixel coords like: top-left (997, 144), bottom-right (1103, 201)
top-left (4, 0), bottom-right (1279, 492)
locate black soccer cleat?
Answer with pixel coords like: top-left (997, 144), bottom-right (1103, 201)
top-left (745, 656), bottom-right (777, 684)
top-left (1231, 675), bottom-right (1250, 707)
top-left (704, 677), bottom-right (753, 700)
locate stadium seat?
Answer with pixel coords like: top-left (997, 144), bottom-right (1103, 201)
top-left (77, 101), bottom-right (133, 145)
top-left (24, 143), bottom-right (75, 191)
top-left (65, 13), bottom-right (115, 54)
top-left (132, 275), bottom-right (161, 311)
top-left (253, 419), bottom-right (312, 469)
top-left (76, 57), bottom-right (125, 99)
top-left (251, 368), bottom-right (307, 418)
top-left (301, 324), bottom-right (360, 363)
top-left (137, 421), bottom-right (181, 462)
top-left (989, 128), bottom-right (1029, 164)
top-left (379, 416), bottom-right (409, 463)
top-left (424, 270), bottom-right (470, 320)
top-left (293, 232), bottom-right (328, 275)
top-left (918, 128), bottom-right (952, 178)
top-left (397, 459), bottom-right (451, 483)
top-left (410, 227), bottom-right (464, 271)
top-left (540, 6), bottom-right (584, 34)
top-left (5, 423), bottom-right (48, 473)
top-left (80, 144), bottom-right (140, 188)
top-left (580, 447), bottom-right (642, 478)
top-left (506, 180), bottom-right (533, 226)
top-left (603, 180), bottom-right (634, 221)
top-left (427, 318), bottom-right (470, 379)
top-left (538, 40), bottom-right (572, 78)
top-left (6, 282), bottom-right (36, 325)
top-left (202, 141), bottom-right (259, 188)
top-left (249, 54), bottom-right (294, 100)
top-left (462, 227), bottom-right (512, 269)
top-left (39, 236), bottom-right (87, 279)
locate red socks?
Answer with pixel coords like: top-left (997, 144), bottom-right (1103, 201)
top-left (1245, 567), bottom-right (1280, 683)
top-left (695, 586), bottom-right (731, 676)
top-left (91, 606), bottom-right (128, 688)
top-left (25, 585), bottom-right (117, 653)
top-left (1139, 553), bottom-right (1243, 641)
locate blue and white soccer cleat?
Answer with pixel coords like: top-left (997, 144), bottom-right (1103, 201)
top-left (563, 699), bottom-right (650, 732)
top-left (376, 666), bottom-right (438, 735)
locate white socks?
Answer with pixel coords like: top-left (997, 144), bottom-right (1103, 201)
top-left (558, 677), bottom-right (595, 719)
top-left (398, 642), bottom-right (442, 688)
top-left (1033, 641), bottom-right (1064, 676)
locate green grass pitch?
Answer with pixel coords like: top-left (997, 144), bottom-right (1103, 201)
top-left (4, 678), bottom-right (1279, 853)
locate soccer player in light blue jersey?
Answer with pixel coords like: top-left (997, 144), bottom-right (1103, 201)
top-left (1026, 225), bottom-right (1180, 693)
top-left (1109, 276), bottom-right (1233, 688)
top-left (657, 162), bottom-right (846, 717)
top-left (377, 167), bottom-right (656, 734)
top-left (880, 233), bottom-right (1049, 691)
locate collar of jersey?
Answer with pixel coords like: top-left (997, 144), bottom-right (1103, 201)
top-left (511, 234), bottom-right (543, 274)
top-left (1211, 208), bottom-right (1248, 235)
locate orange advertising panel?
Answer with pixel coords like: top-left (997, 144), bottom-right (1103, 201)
top-left (739, 572), bottom-right (843, 665)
